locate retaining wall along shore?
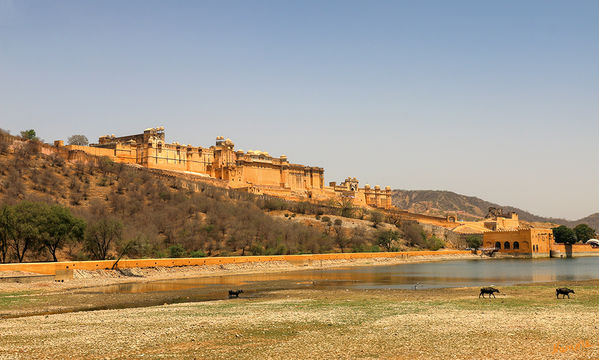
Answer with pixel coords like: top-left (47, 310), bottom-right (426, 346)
top-left (0, 251), bottom-right (471, 275)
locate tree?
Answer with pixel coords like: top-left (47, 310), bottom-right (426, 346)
top-left (553, 225), bottom-right (577, 245)
top-left (370, 210), bottom-right (384, 228)
top-left (111, 236), bottom-right (141, 270)
top-left (375, 229), bottom-right (399, 251)
top-left (0, 204), bottom-right (16, 263)
top-left (465, 235), bottom-right (483, 250)
top-left (67, 135), bottom-right (89, 146)
top-left (332, 225), bottom-right (350, 253)
top-left (84, 217), bottom-right (123, 260)
top-left (573, 224), bottom-right (595, 243)
top-left (338, 196), bottom-right (354, 218)
top-left (42, 205), bottom-right (86, 262)
top-left (20, 129), bottom-right (38, 141)
top-left (402, 222), bottom-right (426, 247)
top-left (11, 202), bottom-right (47, 262)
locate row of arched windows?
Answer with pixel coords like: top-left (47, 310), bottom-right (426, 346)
top-left (494, 241), bottom-right (520, 250)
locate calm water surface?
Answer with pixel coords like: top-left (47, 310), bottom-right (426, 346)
top-left (95, 257), bottom-right (599, 294)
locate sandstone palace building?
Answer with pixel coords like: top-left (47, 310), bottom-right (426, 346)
top-left (55, 127), bottom-right (392, 209)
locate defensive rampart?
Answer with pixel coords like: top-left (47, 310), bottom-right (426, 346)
top-left (0, 250), bottom-right (471, 275)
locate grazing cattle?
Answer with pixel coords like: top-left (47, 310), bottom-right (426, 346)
top-left (479, 287), bottom-right (500, 298)
top-left (556, 288), bottom-right (575, 299)
top-left (228, 289), bottom-right (243, 298)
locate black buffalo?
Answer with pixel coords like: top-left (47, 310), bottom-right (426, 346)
top-left (228, 289), bottom-right (243, 298)
top-left (479, 287), bottom-right (500, 298)
top-left (556, 288), bottom-right (575, 299)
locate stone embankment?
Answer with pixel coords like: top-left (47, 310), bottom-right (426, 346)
top-left (0, 250), bottom-right (473, 276)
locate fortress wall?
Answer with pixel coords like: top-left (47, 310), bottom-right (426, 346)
top-left (288, 171), bottom-right (305, 189)
top-left (145, 147), bottom-right (189, 171)
top-left (141, 147), bottom-right (213, 174)
top-left (550, 243), bottom-right (599, 258)
top-left (144, 168), bottom-right (230, 188)
top-left (0, 250), bottom-right (472, 275)
top-left (388, 210), bottom-right (456, 228)
top-left (0, 133), bottom-right (14, 145)
top-left (242, 163), bottom-right (283, 187)
top-left (64, 145), bottom-right (117, 159)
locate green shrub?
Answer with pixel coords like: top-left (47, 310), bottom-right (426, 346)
top-left (321, 216), bottom-right (330, 222)
top-left (249, 244), bottom-right (266, 255)
top-left (369, 245), bottom-right (381, 252)
top-left (334, 219), bottom-right (342, 226)
top-left (189, 250), bottom-right (206, 258)
top-left (425, 236), bottom-right (445, 251)
top-left (168, 244), bottom-right (186, 258)
top-left (352, 244), bottom-right (368, 253)
top-left (154, 250), bottom-right (167, 258)
top-left (465, 235), bottom-right (482, 249)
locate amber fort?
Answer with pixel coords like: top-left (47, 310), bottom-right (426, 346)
top-left (54, 127), bottom-right (392, 210)
top-left (48, 127), bottom-right (599, 258)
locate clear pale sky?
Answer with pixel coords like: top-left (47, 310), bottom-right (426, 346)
top-left (1, 0), bottom-right (598, 220)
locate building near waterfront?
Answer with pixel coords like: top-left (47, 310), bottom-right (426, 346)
top-left (483, 227), bottom-right (599, 258)
top-left (483, 228), bottom-right (554, 258)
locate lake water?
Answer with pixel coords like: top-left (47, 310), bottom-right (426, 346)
top-left (94, 257), bottom-right (599, 294)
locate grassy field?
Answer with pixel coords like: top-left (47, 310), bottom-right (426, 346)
top-left (0, 282), bottom-right (598, 359)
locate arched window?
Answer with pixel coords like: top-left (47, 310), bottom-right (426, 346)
top-left (495, 242), bottom-right (501, 249)
top-left (513, 241), bottom-right (520, 250)
top-left (504, 241), bottom-right (511, 250)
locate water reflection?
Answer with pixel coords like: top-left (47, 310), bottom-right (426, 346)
top-left (89, 257), bottom-right (599, 294)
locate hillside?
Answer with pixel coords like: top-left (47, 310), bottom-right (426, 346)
top-left (0, 135), bottom-right (429, 263)
top-left (391, 189), bottom-right (598, 230)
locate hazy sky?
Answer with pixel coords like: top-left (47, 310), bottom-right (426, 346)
top-left (1, 0), bottom-right (598, 220)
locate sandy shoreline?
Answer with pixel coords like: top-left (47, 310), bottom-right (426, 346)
top-left (1, 279), bottom-right (598, 359)
top-left (0, 253), bottom-right (480, 292)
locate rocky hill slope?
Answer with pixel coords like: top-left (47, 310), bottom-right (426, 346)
top-left (391, 189), bottom-right (598, 230)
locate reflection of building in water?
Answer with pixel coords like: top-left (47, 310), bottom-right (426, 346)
top-left (55, 127), bottom-right (392, 209)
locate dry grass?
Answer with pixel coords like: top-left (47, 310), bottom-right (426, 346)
top-left (1, 282), bottom-right (599, 359)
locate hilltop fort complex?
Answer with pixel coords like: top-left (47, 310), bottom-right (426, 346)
top-left (46, 127), bottom-right (599, 258)
top-left (54, 127), bottom-right (392, 209)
